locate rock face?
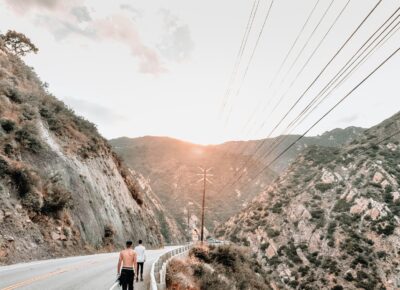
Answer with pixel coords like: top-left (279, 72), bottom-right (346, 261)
top-left (0, 49), bottom-right (183, 265)
top-left (110, 136), bottom-right (277, 234)
top-left (217, 112), bottom-right (400, 289)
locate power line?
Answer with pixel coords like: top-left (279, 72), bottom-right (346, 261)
top-left (277, 0), bottom-right (335, 90)
top-left (241, 0), bottom-right (323, 133)
top-left (243, 0), bottom-right (351, 135)
top-left (258, 10), bottom-right (400, 166)
top-left (224, 0), bottom-right (275, 127)
top-left (245, 47), bottom-right (399, 190)
top-left (287, 7), bottom-right (400, 130)
top-left (257, 0), bottom-right (384, 136)
top-left (220, 0), bottom-right (261, 113)
top-left (216, 0), bottom-right (385, 196)
top-left (287, 17), bottom-right (400, 134)
top-left (267, 0), bottom-right (321, 91)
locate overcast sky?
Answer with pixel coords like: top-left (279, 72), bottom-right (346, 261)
top-left (0, 0), bottom-right (399, 144)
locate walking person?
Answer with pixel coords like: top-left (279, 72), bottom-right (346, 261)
top-left (134, 240), bottom-right (146, 282)
top-left (117, 240), bottom-right (137, 290)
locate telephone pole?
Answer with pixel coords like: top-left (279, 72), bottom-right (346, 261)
top-left (197, 167), bottom-right (213, 244)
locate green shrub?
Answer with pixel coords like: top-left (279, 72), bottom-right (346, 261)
top-left (0, 156), bottom-right (10, 177)
top-left (315, 183), bottom-right (333, 192)
top-left (10, 167), bottom-right (37, 197)
top-left (40, 107), bottom-right (63, 132)
top-left (344, 272), bottom-right (354, 281)
top-left (283, 242), bottom-right (302, 264)
top-left (209, 245), bottom-right (237, 268)
top-left (376, 251), bottom-right (387, 259)
top-left (375, 221), bottom-right (396, 236)
top-left (333, 199), bottom-right (351, 212)
top-left (355, 270), bottom-right (378, 290)
top-left (0, 119), bottom-right (16, 133)
top-left (10, 167), bottom-right (43, 211)
top-left (298, 266), bottom-right (309, 276)
top-left (271, 201), bottom-right (283, 213)
top-left (310, 208), bottom-right (326, 228)
top-left (3, 143), bottom-right (14, 156)
top-left (306, 252), bottom-right (321, 266)
top-left (190, 246), bottom-right (210, 263)
top-left (4, 86), bottom-right (23, 103)
top-left (267, 228), bottom-right (280, 238)
top-left (15, 126), bottom-right (42, 153)
top-left (351, 255), bottom-right (368, 269)
top-left (42, 182), bottom-right (72, 213)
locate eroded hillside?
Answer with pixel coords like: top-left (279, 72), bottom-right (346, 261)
top-left (0, 48), bottom-right (183, 264)
top-left (217, 113), bottom-right (400, 289)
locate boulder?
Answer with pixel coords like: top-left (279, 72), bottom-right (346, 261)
top-left (350, 198), bottom-right (369, 215)
top-left (51, 232), bottom-right (60, 240)
top-left (321, 169), bottom-right (335, 184)
top-left (373, 172), bottom-right (384, 183)
top-left (266, 243), bottom-right (277, 258)
top-left (369, 208), bottom-right (381, 220)
top-left (392, 191), bottom-right (400, 202)
top-left (381, 180), bottom-right (390, 189)
top-left (0, 249), bottom-right (7, 257)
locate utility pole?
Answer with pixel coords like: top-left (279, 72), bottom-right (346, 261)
top-left (196, 167), bottom-right (213, 244)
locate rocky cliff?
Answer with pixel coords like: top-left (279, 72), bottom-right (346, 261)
top-left (0, 49), bottom-right (183, 265)
top-left (217, 112), bottom-right (400, 289)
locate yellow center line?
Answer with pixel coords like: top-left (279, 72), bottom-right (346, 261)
top-left (1, 258), bottom-right (107, 290)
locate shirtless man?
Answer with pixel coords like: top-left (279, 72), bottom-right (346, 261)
top-left (117, 240), bottom-right (137, 290)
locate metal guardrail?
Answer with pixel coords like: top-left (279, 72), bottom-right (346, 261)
top-left (150, 244), bottom-right (192, 290)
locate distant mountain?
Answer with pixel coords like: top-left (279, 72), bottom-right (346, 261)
top-left (216, 112), bottom-right (400, 289)
top-left (0, 44), bottom-right (183, 265)
top-left (110, 136), bottom-right (278, 236)
top-left (219, 126), bottom-right (364, 173)
top-left (110, 127), bottom-right (363, 237)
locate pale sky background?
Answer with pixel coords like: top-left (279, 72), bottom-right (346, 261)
top-left (0, 0), bottom-right (399, 145)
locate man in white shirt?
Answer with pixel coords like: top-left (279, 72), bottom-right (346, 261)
top-left (134, 240), bottom-right (146, 282)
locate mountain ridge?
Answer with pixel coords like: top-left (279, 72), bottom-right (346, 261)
top-left (216, 112), bottom-right (400, 289)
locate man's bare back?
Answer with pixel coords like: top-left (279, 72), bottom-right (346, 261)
top-left (118, 248), bottom-right (137, 270)
top-left (118, 241), bottom-right (137, 290)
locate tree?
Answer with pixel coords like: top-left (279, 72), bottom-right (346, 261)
top-left (0, 30), bottom-right (38, 56)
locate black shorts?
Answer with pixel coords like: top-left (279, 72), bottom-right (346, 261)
top-left (120, 268), bottom-right (135, 287)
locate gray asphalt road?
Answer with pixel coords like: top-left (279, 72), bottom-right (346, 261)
top-left (0, 246), bottom-right (178, 290)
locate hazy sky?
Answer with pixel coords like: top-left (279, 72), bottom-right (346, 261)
top-left (0, 0), bottom-right (399, 144)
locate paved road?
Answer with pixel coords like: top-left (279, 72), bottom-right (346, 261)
top-left (0, 246), bottom-right (179, 290)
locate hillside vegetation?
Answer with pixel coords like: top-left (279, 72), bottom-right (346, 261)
top-left (0, 39), bottom-right (183, 264)
top-left (166, 244), bottom-right (271, 290)
top-left (217, 112), bottom-right (400, 289)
